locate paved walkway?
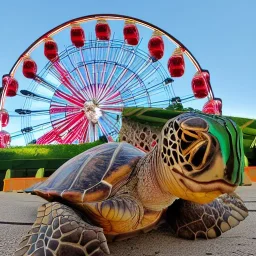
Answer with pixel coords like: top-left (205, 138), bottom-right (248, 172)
top-left (1, 184), bottom-right (256, 256)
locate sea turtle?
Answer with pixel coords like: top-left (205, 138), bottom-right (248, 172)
top-left (15, 112), bottom-right (248, 256)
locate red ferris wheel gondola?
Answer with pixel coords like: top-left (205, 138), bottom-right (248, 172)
top-left (123, 21), bottom-right (139, 46)
top-left (0, 109), bottom-right (9, 127)
top-left (203, 99), bottom-right (222, 115)
top-left (44, 38), bottom-right (58, 61)
top-left (0, 130), bottom-right (11, 148)
top-left (2, 76), bottom-right (18, 97)
top-left (168, 47), bottom-right (185, 78)
top-left (191, 71), bottom-right (210, 99)
top-left (22, 58), bottom-right (37, 79)
top-left (70, 25), bottom-right (85, 48)
top-left (148, 31), bottom-right (164, 60)
top-left (95, 19), bottom-right (111, 40)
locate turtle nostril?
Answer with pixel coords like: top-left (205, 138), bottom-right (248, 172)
top-left (184, 164), bottom-right (193, 172)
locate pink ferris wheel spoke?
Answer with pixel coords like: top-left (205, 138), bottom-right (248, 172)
top-left (100, 94), bottom-right (123, 105)
top-left (62, 118), bottom-right (85, 144)
top-left (36, 130), bottom-right (57, 144)
top-left (79, 49), bottom-right (93, 86)
top-left (54, 90), bottom-right (85, 108)
top-left (37, 112), bottom-right (85, 144)
top-left (100, 106), bottom-right (123, 114)
top-left (33, 75), bottom-right (86, 108)
top-left (76, 118), bottom-right (89, 142)
top-left (49, 104), bottom-right (80, 114)
top-left (52, 112), bottom-right (84, 131)
top-left (53, 61), bottom-right (87, 101)
top-left (78, 120), bottom-right (90, 143)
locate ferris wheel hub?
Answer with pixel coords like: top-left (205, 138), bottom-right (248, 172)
top-left (83, 101), bottom-right (102, 124)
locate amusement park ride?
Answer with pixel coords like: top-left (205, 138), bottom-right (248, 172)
top-left (0, 14), bottom-right (222, 148)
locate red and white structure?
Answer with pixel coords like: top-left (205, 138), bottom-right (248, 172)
top-left (0, 14), bottom-right (221, 147)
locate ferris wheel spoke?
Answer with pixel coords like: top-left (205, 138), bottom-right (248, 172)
top-left (34, 76), bottom-right (58, 92)
top-left (97, 47), bottom-right (136, 102)
top-left (180, 95), bottom-right (195, 101)
top-left (76, 118), bottom-right (89, 142)
top-left (97, 43), bottom-right (128, 101)
top-left (113, 69), bottom-right (146, 95)
top-left (79, 48), bottom-right (93, 87)
top-left (99, 98), bottom-right (124, 109)
top-left (20, 90), bottom-right (82, 109)
top-left (114, 60), bottom-right (152, 94)
top-left (49, 104), bottom-right (81, 114)
top-left (36, 74), bottom-right (85, 105)
top-left (126, 69), bottom-right (160, 93)
top-left (97, 121), bottom-right (109, 138)
top-left (36, 129), bottom-right (58, 144)
top-left (17, 121), bottom-right (53, 142)
top-left (147, 81), bottom-right (168, 92)
top-left (98, 88), bottom-right (122, 104)
top-left (99, 99), bottom-right (124, 107)
top-left (93, 40), bottom-right (99, 88)
top-left (54, 90), bottom-right (84, 108)
top-left (62, 117), bottom-right (86, 144)
top-left (78, 120), bottom-right (90, 143)
top-left (99, 41), bottom-right (112, 88)
top-left (15, 108), bottom-right (49, 116)
top-left (20, 90), bottom-right (52, 103)
top-left (99, 106), bottom-right (123, 115)
top-left (72, 67), bottom-right (92, 100)
top-left (60, 50), bottom-right (94, 100)
top-left (52, 61), bottom-right (86, 101)
top-left (108, 54), bottom-right (138, 90)
top-left (70, 56), bottom-right (94, 100)
top-left (37, 112), bottom-right (85, 144)
top-left (52, 112), bottom-right (84, 131)
top-left (100, 112), bottom-right (120, 134)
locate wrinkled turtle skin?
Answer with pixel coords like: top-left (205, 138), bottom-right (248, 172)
top-left (15, 113), bottom-right (248, 256)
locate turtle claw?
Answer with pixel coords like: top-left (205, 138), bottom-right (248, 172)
top-left (100, 241), bottom-right (110, 255)
top-left (97, 232), bottom-right (110, 255)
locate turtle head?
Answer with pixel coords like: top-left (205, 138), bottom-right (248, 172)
top-left (158, 112), bottom-right (244, 204)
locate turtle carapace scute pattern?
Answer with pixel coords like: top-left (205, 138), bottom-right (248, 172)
top-left (15, 112), bottom-right (248, 256)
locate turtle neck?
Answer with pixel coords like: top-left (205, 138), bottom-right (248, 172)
top-left (135, 145), bottom-right (177, 211)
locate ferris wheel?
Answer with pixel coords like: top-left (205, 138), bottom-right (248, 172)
top-left (0, 14), bottom-right (222, 148)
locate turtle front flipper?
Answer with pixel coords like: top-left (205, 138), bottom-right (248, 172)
top-left (15, 202), bottom-right (110, 256)
top-left (165, 193), bottom-right (248, 240)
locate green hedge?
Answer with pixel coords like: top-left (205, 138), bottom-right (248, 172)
top-left (247, 120), bottom-right (256, 129)
top-left (243, 127), bottom-right (256, 136)
top-left (227, 116), bottom-right (252, 126)
top-left (0, 159), bottom-right (69, 171)
top-left (0, 140), bottom-right (104, 161)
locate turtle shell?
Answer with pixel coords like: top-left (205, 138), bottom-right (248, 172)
top-left (35, 142), bottom-right (145, 204)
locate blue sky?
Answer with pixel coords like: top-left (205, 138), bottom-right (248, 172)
top-left (0, 0), bottom-right (255, 121)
